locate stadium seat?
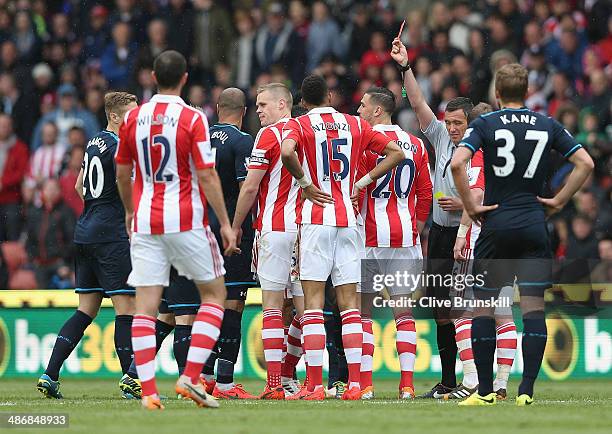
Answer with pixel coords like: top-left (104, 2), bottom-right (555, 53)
top-left (1, 242), bottom-right (28, 273)
top-left (9, 269), bottom-right (38, 290)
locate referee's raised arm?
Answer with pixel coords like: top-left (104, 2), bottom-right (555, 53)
top-left (390, 37), bottom-right (435, 134)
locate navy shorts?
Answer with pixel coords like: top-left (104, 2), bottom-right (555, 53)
top-left (74, 241), bottom-right (134, 297)
top-left (160, 268), bottom-right (201, 316)
top-left (211, 225), bottom-right (257, 301)
top-left (474, 223), bottom-right (552, 298)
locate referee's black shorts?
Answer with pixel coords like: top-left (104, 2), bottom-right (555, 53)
top-left (426, 223), bottom-right (459, 319)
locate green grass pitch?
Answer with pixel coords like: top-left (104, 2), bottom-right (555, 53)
top-left (1, 378), bottom-right (611, 434)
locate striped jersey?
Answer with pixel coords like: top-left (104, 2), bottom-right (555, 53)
top-left (115, 94), bottom-right (216, 235)
top-left (28, 143), bottom-right (67, 182)
top-left (358, 124), bottom-right (432, 247)
top-left (283, 107), bottom-right (389, 227)
top-left (465, 149), bottom-right (485, 250)
top-left (247, 118), bottom-right (299, 232)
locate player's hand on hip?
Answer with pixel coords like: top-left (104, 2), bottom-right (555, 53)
top-left (302, 184), bottom-right (334, 207)
top-left (537, 196), bottom-right (564, 216)
top-left (350, 187), bottom-right (362, 207)
top-left (221, 224), bottom-right (240, 256)
top-left (437, 196), bottom-right (463, 211)
top-left (125, 212), bottom-right (133, 239)
top-left (390, 37), bottom-right (409, 67)
top-left (453, 237), bottom-right (468, 261)
top-left (467, 203), bottom-right (498, 224)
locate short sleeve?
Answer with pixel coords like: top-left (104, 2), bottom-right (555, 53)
top-left (360, 119), bottom-right (389, 155)
top-left (115, 114), bottom-right (133, 165)
top-left (550, 118), bottom-right (582, 159)
top-left (459, 117), bottom-right (486, 154)
top-left (468, 149), bottom-right (485, 190)
top-left (191, 112), bottom-right (215, 169)
top-left (248, 127), bottom-right (275, 171)
top-left (421, 118), bottom-right (448, 155)
top-left (282, 118), bottom-right (303, 146)
top-left (234, 134), bottom-right (254, 181)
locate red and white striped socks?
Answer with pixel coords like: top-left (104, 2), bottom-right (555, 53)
top-left (183, 303), bottom-right (224, 383)
top-left (340, 309), bottom-right (362, 390)
top-left (282, 315), bottom-right (302, 380)
top-left (132, 314), bottom-right (158, 398)
top-left (454, 318), bottom-right (478, 388)
top-left (494, 321), bottom-right (517, 390)
top-left (301, 310), bottom-right (325, 390)
top-left (360, 316), bottom-right (374, 389)
top-left (262, 309), bottom-right (284, 388)
top-left (395, 313), bottom-right (416, 389)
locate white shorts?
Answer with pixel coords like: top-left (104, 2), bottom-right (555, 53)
top-left (361, 245), bottom-right (424, 295)
top-left (254, 230), bottom-right (299, 292)
top-left (299, 224), bottom-right (361, 286)
top-left (128, 228), bottom-right (225, 287)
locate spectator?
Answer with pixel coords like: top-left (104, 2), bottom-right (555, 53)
top-left (85, 88), bottom-right (107, 128)
top-left (359, 32), bottom-right (391, 80)
top-left (449, 0), bottom-right (482, 54)
top-left (67, 126), bottom-right (87, 151)
top-left (24, 122), bottom-right (66, 203)
top-left (377, 4), bottom-right (402, 47)
top-left (108, 0), bottom-right (147, 43)
top-left (25, 177), bottom-right (75, 288)
top-left (596, 16), bottom-right (612, 66)
top-left (468, 28), bottom-right (490, 104)
top-left (0, 40), bottom-right (31, 91)
top-left (547, 72), bottom-right (575, 117)
top-left (486, 14), bottom-right (520, 57)
top-left (546, 28), bottom-right (587, 82)
top-left (59, 145), bottom-right (84, 217)
top-left (192, 0), bottom-right (233, 84)
top-left (133, 67), bottom-right (155, 104)
top-left (82, 5), bottom-right (110, 67)
top-left (31, 83), bottom-right (99, 151)
top-left (289, 0), bottom-right (310, 42)
top-left (12, 11), bottom-right (41, 66)
top-left (161, 0), bottom-right (194, 58)
top-left (347, 5), bottom-right (376, 66)
top-left (0, 114), bottom-right (29, 241)
top-left (586, 69), bottom-right (611, 129)
top-left (31, 63), bottom-right (54, 105)
top-left (306, 1), bottom-right (345, 73)
top-left (0, 72), bottom-right (39, 145)
top-left (100, 22), bottom-right (137, 90)
top-left (230, 9), bottom-right (256, 91)
top-left (134, 19), bottom-right (168, 73)
top-left (252, 3), bottom-right (304, 87)
top-left (403, 10), bottom-right (429, 63)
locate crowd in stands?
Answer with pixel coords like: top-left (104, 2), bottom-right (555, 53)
top-left (0, 0), bottom-right (610, 289)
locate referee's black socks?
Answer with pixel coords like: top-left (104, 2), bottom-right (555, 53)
top-left (437, 322), bottom-right (458, 388)
top-left (519, 311), bottom-right (547, 397)
top-left (471, 316), bottom-right (496, 396)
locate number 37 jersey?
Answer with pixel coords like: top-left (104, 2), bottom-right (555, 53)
top-left (460, 108), bottom-right (582, 229)
top-left (74, 130), bottom-right (129, 244)
top-left (283, 107), bottom-right (390, 227)
top-left (116, 94), bottom-right (216, 235)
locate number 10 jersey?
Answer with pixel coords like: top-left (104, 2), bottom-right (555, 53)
top-left (74, 129), bottom-right (129, 244)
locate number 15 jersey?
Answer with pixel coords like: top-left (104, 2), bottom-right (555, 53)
top-left (283, 107), bottom-right (390, 227)
top-left (116, 94), bottom-right (216, 235)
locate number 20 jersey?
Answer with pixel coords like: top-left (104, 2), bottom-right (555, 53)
top-left (357, 124), bottom-right (432, 248)
top-left (283, 107), bottom-right (390, 227)
top-left (74, 130), bottom-right (128, 244)
top-left (116, 94), bottom-right (216, 235)
top-left (460, 108), bottom-right (582, 230)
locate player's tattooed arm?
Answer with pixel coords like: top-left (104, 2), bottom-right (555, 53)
top-left (75, 167), bottom-right (84, 200)
top-left (450, 147), bottom-right (497, 223)
top-left (116, 162), bottom-right (134, 238)
top-left (281, 137), bottom-right (334, 207)
top-left (537, 148), bottom-right (594, 215)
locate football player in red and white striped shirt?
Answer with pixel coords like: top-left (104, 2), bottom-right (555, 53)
top-left (448, 103), bottom-right (517, 401)
top-left (231, 83), bottom-right (304, 399)
top-left (115, 51), bottom-right (236, 410)
top-left (355, 87), bottom-right (432, 400)
top-left (280, 74), bottom-right (404, 400)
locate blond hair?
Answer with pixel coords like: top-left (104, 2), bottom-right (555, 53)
top-left (495, 64), bottom-right (528, 103)
top-left (257, 83), bottom-right (293, 107)
top-left (104, 92), bottom-right (137, 120)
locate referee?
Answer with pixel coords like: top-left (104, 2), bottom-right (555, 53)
top-left (391, 37), bottom-right (474, 398)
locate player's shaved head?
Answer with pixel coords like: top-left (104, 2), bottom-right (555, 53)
top-left (153, 50), bottom-right (187, 89)
top-left (468, 102), bottom-right (493, 123)
top-left (257, 83), bottom-right (293, 107)
top-left (364, 86), bottom-right (396, 115)
top-left (217, 87), bottom-right (246, 114)
top-left (301, 74), bottom-right (328, 107)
